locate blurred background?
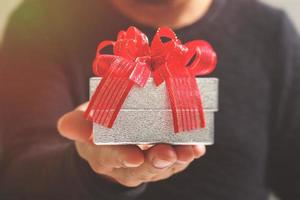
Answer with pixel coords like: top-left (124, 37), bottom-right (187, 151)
top-left (0, 0), bottom-right (299, 44)
top-left (0, 1), bottom-right (299, 199)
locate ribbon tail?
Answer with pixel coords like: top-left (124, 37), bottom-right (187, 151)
top-left (165, 77), bottom-right (206, 133)
top-left (85, 59), bottom-right (135, 128)
top-left (190, 78), bottom-right (206, 128)
top-left (165, 78), bottom-right (180, 133)
top-left (84, 74), bottom-right (109, 123)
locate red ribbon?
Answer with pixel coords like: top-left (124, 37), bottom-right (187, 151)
top-left (85, 26), bottom-right (217, 133)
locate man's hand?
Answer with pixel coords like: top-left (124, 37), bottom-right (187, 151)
top-left (57, 103), bottom-right (206, 187)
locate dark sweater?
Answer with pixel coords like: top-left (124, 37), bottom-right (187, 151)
top-left (0, 0), bottom-right (300, 199)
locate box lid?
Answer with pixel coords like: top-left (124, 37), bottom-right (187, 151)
top-left (90, 77), bottom-right (218, 111)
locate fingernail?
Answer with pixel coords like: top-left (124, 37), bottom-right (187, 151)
top-left (123, 161), bottom-right (141, 168)
top-left (153, 158), bottom-right (173, 169)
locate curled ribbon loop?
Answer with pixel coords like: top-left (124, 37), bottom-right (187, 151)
top-left (150, 27), bottom-right (217, 133)
top-left (85, 26), bottom-right (217, 133)
top-left (84, 27), bottom-right (151, 128)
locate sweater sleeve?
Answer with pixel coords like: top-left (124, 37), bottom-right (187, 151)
top-left (0, 2), bottom-right (145, 199)
top-left (267, 12), bottom-right (300, 199)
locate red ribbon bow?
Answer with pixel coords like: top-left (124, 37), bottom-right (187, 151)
top-left (85, 26), bottom-right (217, 133)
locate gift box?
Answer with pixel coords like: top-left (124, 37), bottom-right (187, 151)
top-left (85, 26), bottom-right (219, 145)
top-left (90, 77), bottom-right (218, 145)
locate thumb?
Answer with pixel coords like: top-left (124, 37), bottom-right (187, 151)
top-left (57, 102), bottom-right (93, 143)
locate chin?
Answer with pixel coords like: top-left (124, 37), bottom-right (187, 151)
top-left (132, 0), bottom-right (181, 5)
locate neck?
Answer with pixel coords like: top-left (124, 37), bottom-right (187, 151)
top-left (110, 0), bottom-right (213, 29)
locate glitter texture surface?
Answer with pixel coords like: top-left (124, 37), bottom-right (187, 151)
top-left (90, 78), bottom-right (218, 145)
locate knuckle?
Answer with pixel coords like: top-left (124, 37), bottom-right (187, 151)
top-left (89, 161), bottom-right (112, 174)
top-left (89, 162), bottom-right (103, 174)
top-left (95, 146), bottom-right (117, 166)
top-left (137, 165), bottom-right (168, 181)
top-left (145, 167), bottom-right (161, 176)
top-left (150, 172), bottom-right (172, 182)
top-left (122, 168), bottom-right (152, 182)
top-left (97, 155), bottom-right (121, 168)
top-left (138, 173), bottom-right (153, 181)
top-left (117, 176), bottom-right (142, 187)
top-left (172, 164), bottom-right (189, 174)
top-left (126, 181), bottom-right (142, 187)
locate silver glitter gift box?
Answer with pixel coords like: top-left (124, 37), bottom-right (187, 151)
top-left (90, 78), bottom-right (218, 145)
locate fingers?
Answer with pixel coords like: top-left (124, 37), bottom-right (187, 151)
top-left (146, 144), bottom-right (177, 169)
top-left (93, 145), bottom-right (145, 169)
top-left (111, 144), bottom-right (199, 186)
top-left (86, 144), bottom-right (206, 187)
top-left (173, 145), bottom-right (195, 164)
top-left (110, 144), bottom-right (176, 187)
top-left (85, 145), bottom-right (145, 187)
top-left (58, 102), bottom-right (207, 188)
top-left (58, 109), bottom-right (92, 143)
top-left (145, 144), bottom-right (206, 168)
top-left (76, 143), bottom-right (145, 173)
top-left (192, 145), bottom-right (206, 158)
